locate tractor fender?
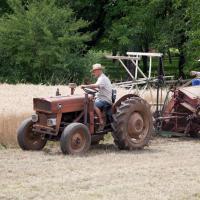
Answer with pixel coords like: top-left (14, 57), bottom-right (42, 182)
top-left (112, 94), bottom-right (139, 114)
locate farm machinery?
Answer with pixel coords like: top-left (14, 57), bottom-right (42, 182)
top-left (17, 50), bottom-right (200, 155)
top-left (17, 83), bottom-right (153, 155)
top-left (160, 86), bottom-right (200, 136)
top-left (106, 52), bottom-right (200, 137)
top-left (156, 72), bottom-right (200, 137)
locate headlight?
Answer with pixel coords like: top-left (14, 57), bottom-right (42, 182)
top-left (47, 118), bottom-right (57, 126)
top-left (32, 114), bottom-right (38, 122)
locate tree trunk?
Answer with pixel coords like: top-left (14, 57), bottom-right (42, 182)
top-left (142, 56), bottom-right (148, 74)
top-left (126, 60), bottom-right (135, 81)
top-left (167, 49), bottom-right (172, 64)
top-left (178, 51), bottom-right (185, 79)
top-left (141, 44), bottom-right (149, 74)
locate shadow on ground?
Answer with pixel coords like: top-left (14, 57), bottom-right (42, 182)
top-left (42, 141), bottom-right (161, 157)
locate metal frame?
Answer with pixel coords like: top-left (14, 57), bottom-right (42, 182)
top-left (106, 52), bottom-right (167, 94)
top-left (106, 52), bottom-right (174, 109)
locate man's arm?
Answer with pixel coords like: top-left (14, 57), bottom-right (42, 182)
top-left (81, 75), bottom-right (105, 89)
top-left (190, 71), bottom-right (200, 77)
top-left (81, 83), bottom-right (100, 89)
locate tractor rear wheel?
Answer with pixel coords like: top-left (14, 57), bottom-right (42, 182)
top-left (60, 123), bottom-right (91, 155)
top-left (112, 97), bottom-right (153, 150)
top-left (17, 118), bottom-right (47, 150)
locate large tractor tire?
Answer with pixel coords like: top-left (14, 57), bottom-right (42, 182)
top-left (60, 123), bottom-right (91, 155)
top-left (17, 118), bottom-right (47, 150)
top-left (112, 97), bottom-right (153, 150)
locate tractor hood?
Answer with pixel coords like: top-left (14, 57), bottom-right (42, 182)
top-left (33, 95), bottom-right (85, 113)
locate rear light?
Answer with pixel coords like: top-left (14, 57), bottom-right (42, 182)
top-left (32, 114), bottom-right (38, 122)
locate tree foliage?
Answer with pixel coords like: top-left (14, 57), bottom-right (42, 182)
top-left (0, 0), bottom-right (10, 16)
top-left (0, 0), bottom-right (199, 84)
top-left (150, 0), bottom-right (190, 77)
top-left (101, 1), bottom-right (156, 53)
top-left (0, 0), bottom-right (90, 84)
top-left (185, 0), bottom-right (200, 70)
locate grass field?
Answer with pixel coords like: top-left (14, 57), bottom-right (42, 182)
top-left (1, 84), bottom-right (200, 200)
top-left (1, 137), bottom-right (200, 200)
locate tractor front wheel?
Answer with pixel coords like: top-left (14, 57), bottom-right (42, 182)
top-left (60, 123), bottom-right (91, 155)
top-left (17, 118), bottom-right (47, 150)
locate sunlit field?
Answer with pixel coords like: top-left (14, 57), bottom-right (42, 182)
top-left (1, 84), bottom-right (200, 200)
top-left (0, 84), bottom-right (79, 146)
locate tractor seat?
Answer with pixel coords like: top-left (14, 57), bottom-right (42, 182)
top-left (112, 89), bottom-right (117, 103)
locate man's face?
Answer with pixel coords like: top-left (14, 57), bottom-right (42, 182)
top-left (92, 69), bottom-right (101, 78)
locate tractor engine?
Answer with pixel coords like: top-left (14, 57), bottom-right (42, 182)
top-left (32, 95), bottom-right (85, 136)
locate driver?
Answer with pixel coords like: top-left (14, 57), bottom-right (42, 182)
top-left (81, 63), bottom-right (113, 130)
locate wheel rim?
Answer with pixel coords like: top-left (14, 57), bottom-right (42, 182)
top-left (70, 129), bottom-right (86, 152)
top-left (127, 111), bottom-right (149, 143)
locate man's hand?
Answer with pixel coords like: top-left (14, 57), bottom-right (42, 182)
top-left (88, 94), bottom-right (94, 100)
top-left (190, 71), bottom-right (200, 77)
top-left (81, 85), bottom-right (88, 89)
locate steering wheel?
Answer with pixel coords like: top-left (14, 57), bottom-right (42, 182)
top-left (82, 87), bottom-right (98, 95)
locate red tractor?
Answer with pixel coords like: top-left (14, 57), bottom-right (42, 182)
top-left (17, 84), bottom-right (153, 155)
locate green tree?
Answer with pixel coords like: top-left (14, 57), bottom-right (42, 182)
top-left (152, 0), bottom-right (189, 78)
top-left (0, 0), bottom-right (90, 84)
top-left (65, 0), bottom-right (109, 49)
top-left (98, 0), bottom-right (157, 74)
top-left (0, 0), bottom-right (11, 16)
top-left (185, 0), bottom-right (200, 71)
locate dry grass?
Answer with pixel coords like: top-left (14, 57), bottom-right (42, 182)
top-left (1, 84), bottom-right (200, 200)
top-left (1, 137), bottom-right (200, 200)
top-left (0, 113), bottom-right (28, 146)
top-left (0, 84), bottom-right (81, 146)
top-left (0, 83), bottom-right (166, 146)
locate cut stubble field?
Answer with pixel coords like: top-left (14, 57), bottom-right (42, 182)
top-left (0, 84), bottom-right (200, 200)
top-left (1, 138), bottom-right (200, 200)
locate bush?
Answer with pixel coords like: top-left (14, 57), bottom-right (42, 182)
top-left (0, 0), bottom-right (90, 84)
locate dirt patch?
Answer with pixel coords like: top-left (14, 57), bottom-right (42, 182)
top-left (1, 137), bottom-right (200, 200)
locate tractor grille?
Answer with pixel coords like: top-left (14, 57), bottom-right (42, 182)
top-left (38, 113), bottom-right (48, 126)
top-left (36, 113), bottom-right (56, 126)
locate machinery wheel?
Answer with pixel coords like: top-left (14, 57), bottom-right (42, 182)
top-left (60, 123), bottom-right (91, 155)
top-left (112, 97), bottom-right (153, 150)
top-left (17, 118), bottom-right (47, 150)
